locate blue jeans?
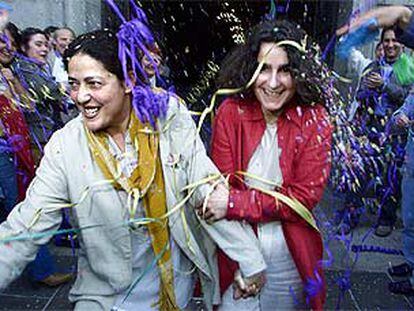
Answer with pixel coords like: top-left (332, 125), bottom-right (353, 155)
top-left (402, 137), bottom-right (414, 284)
top-left (27, 245), bottom-right (56, 281)
top-left (0, 151), bottom-right (56, 281)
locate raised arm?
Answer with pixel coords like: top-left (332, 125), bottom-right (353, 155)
top-left (336, 6), bottom-right (412, 38)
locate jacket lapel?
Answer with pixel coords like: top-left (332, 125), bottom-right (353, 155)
top-left (237, 100), bottom-right (266, 172)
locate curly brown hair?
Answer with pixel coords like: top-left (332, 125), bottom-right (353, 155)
top-left (217, 19), bottom-right (327, 106)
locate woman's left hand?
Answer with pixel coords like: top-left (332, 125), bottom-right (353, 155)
top-left (197, 183), bottom-right (229, 223)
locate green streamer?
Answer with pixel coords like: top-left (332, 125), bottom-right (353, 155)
top-left (394, 53), bottom-right (414, 86)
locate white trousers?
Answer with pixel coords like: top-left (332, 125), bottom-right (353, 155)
top-left (218, 222), bottom-right (305, 311)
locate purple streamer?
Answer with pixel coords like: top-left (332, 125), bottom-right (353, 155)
top-left (352, 244), bottom-right (404, 256)
top-left (104, 0), bottom-right (127, 23)
top-left (304, 269), bottom-right (324, 306)
top-left (105, 0), bottom-right (170, 127)
top-left (0, 135), bottom-right (25, 153)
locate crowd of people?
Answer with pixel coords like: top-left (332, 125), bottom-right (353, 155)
top-left (0, 22), bottom-right (75, 287)
top-left (336, 23), bottom-right (412, 238)
top-left (337, 4), bottom-right (414, 296)
top-left (0, 2), bottom-right (413, 310)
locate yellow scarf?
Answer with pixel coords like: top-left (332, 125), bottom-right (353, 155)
top-left (85, 112), bottom-right (178, 310)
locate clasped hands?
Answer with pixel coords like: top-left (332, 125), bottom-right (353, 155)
top-left (196, 183), bottom-right (266, 298)
top-left (233, 270), bottom-right (266, 300)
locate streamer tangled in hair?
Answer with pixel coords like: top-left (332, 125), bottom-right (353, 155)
top-left (105, 0), bottom-right (170, 127)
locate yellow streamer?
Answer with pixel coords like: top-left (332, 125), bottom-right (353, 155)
top-left (235, 171), bottom-right (319, 232)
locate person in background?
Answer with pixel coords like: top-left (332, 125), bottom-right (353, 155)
top-left (391, 91), bottom-right (414, 295)
top-left (140, 42), bottom-right (172, 90)
top-left (348, 43), bottom-right (384, 79)
top-left (337, 3), bottom-right (414, 295)
top-left (44, 26), bottom-right (78, 246)
top-left (206, 19), bottom-right (332, 310)
top-left (0, 22), bottom-right (33, 223)
top-left (44, 25), bottom-right (58, 50)
top-left (14, 27), bottom-right (67, 158)
top-left (347, 42), bottom-right (384, 122)
top-left (354, 26), bottom-right (411, 237)
top-left (49, 27), bottom-right (75, 84)
top-left (0, 22), bottom-right (71, 287)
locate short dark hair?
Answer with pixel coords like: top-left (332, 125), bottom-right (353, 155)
top-left (6, 22), bottom-right (21, 47)
top-left (64, 29), bottom-right (124, 81)
top-left (44, 26), bottom-right (58, 37)
top-left (380, 26), bottom-right (395, 43)
top-left (216, 19), bottom-right (325, 105)
top-left (20, 27), bottom-right (48, 53)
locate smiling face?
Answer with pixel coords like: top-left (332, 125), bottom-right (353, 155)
top-left (253, 42), bottom-right (296, 120)
top-left (23, 33), bottom-right (49, 64)
top-left (382, 29), bottom-right (401, 63)
top-left (68, 53), bottom-right (132, 135)
top-left (0, 29), bottom-right (16, 65)
top-left (55, 28), bottom-right (74, 56)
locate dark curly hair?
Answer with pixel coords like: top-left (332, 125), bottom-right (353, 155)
top-left (64, 29), bottom-right (124, 81)
top-left (20, 27), bottom-right (48, 54)
top-left (380, 26), bottom-right (396, 43)
top-left (217, 19), bottom-right (326, 106)
top-left (6, 22), bottom-right (21, 49)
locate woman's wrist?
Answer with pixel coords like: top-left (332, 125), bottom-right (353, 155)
top-left (399, 6), bottom-right (413, 30)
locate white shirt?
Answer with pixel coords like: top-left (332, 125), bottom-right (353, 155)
top-left (51, 53), bottom-right (68, 84)
top-left (107, 133), bottom-right (196, 310)
top-left (219, 123), bottom-right (304, 310)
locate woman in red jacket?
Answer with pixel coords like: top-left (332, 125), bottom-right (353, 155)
top-left (202, 19), bottom-right (333, 310)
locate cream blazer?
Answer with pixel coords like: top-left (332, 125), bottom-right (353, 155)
top-left (0, 96), bottom-right (266, 310)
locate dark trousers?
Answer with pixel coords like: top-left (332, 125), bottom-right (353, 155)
top-left (0, 151), bottom-right (56, 281)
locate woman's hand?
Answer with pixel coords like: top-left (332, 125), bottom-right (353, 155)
top-left (197, 183), bottom-right (229, 223)
top-left (233, 270), bottom-right (266, 300)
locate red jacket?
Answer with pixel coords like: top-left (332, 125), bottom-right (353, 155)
top-left (0, 95), bottom-right (35, 201)
top-left (211, 97), bottom-right (332, 310)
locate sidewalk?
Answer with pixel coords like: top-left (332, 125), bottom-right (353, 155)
top-left (1, 187), bottom-right (412, 310)
top-left (2, 266), bottom-right (412, 310)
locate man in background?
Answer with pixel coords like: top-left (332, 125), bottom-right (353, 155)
top-left (48, 27), bottom-right (75, 84)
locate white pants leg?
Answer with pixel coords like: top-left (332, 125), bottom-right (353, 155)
top-left (218, 222), bottom-right (306, 311)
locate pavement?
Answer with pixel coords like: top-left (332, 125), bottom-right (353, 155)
top-left (1, 187), bottom-right (413, 310)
